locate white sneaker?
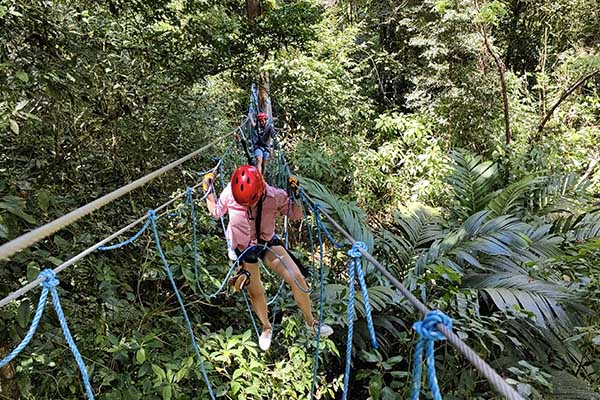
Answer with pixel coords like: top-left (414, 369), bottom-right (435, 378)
top-left (259, 328), bottom-right (273, 351)
top-left (308, 321), bottom-right (334, 338)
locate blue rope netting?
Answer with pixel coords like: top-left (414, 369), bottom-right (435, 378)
top-left (342, 241), bottom-right (379, 400)
top-left (0, 269), bottom-right (95, 399)
top-left (148, 209), bottom-right (216, 400)
top-left (410, 310), bottom-right (453, 400)
top-left (98, 218), bottom-right (151, 251)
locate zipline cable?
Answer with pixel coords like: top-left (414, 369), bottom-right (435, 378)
top-left (0, 119), bottom-right (247, 262)
top-left (300, 192), bottom-right (524, 400)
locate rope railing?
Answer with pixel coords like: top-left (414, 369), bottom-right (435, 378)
top-left (300, 191), bottom-right (524, 400)
top-left (0, 119), bottom-right (247, 261)
top-left (0, 181), bottom-right (205, 308)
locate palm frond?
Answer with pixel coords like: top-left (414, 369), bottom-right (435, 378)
top-left (572, 212), bottom-right (600, 241)
top-left (529, 174), bottom-right (592, 216)
top-left (548, 370), bottom-right (600, 400)
top-left (417, 212), bottom-right (531, 273)
top-left (500, 317), bottom-right (582, 367)
top-left (375, 202), bottom-right (443, 268)
top-left (487, 175), bottom-right (545, 217)
top-left (522, 224), bottom-right (564, 259)
top-left (447, 149), bottom-right (498, 220)
top-left (300, 176), bottom-right (374, 250)
top-left (463, 273), bottom-right (583, 333)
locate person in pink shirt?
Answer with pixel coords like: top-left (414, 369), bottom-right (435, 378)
top-left (203, 165), bottom-right (333, 351)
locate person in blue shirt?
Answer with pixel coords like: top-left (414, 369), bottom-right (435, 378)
top-left (250, 112), bottom-right (275, 174)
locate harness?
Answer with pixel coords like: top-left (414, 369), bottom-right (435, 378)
top-left (236, 196), bottom-right (308, 277)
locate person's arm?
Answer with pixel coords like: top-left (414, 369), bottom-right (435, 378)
top-left (276, 188), bottom-right (303, 221)
top-left (203, 174), bottom-right (229, 218)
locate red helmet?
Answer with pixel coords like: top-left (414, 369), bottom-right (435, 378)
top-left (257, 112), bottom-right (268, 122)
top-left (231, 165), bottom-right (266, 206)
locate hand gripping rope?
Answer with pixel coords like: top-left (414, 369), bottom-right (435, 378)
top-left (410, 311), bottom-right (453, 400)
top-left (0, 269), bottom-right (95, 399)
top-left (342, 241), bottom-right (379, 400)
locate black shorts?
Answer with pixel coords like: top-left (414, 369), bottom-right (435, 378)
top-left (235, 238), bottom-right (309, 277)
top-left (235, 237), bottom-right (283, 264)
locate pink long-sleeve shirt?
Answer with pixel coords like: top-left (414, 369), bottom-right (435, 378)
top-left (211, 183), bottom-right (303, 250)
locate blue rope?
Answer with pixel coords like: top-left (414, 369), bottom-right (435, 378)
top-left (148, 210), bottom-right (216, 400)
top-left (298, 194), bottom-right (318, 279)
top-left (98, 217), bottom-right (151, 251)
top-left (342, 242), bottom-right (378, 400)
top-left (350, 243), bottom-right (378, 350)
top-left (186, 187), bottom-right (207, 297)
top-left (309, 212), bottom-right (326, 400)
top-left (410, 311), bottom-right (452, 400)
top-left (242, 291), bottom-right (261, 339)
top-left (300, 193), bottom-right (344, 250)
top-left (0, 269), bottom-right (95, 399)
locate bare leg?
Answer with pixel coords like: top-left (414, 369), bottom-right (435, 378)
top-left (242, 262), bottom-right (271, 330)
top-left (255, 156), bottom-right (263, 175)
top-left (263, 245), bottom-right (315, 326)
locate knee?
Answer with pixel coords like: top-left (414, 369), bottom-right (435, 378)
top-left (290, 270), bottom-right (305, 286)
top-left (247, 280), bottom-right (265, 298)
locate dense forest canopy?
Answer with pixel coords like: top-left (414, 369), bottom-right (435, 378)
top-left (1, 0), bottom-right (599, 399)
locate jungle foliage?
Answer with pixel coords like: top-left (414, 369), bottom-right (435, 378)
top-left (1, 0), bottom-right (599, 399)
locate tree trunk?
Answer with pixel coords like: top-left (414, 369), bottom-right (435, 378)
top-left (246, 0), bottom-right (260, 21)
top-left (247, 0), bottom-right (270, 117)
top-left (0, 345), bottom-right (20, 399)
top-left (258, 72), bottom-right (270, 114)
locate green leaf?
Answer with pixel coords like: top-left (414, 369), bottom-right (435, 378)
top-left (0, 222), bottom-right (8, 239)
top-left (17, 299), bottom-right (31, 328)
top-left (38, 191), bottom-right (50, 211)
top-left (231, 380), bottom-right (241, 395)
top-left (27, 263), bottom-right (40, 282)
top-left (359, 350), bottom-right (380, 363)
top-left (9, 119), bottom-right (19, 134)
top-left (16, 70), bottom-right (29, 83)
top-left (161, 386), bottom-right (172, 400)
top-left (368, 374), bottom-right (383, 400)
top-left (152, 364), bottom-right (166, 382)
top-left (475, 1), bottom-right (508, 25)
top-left (136, 348), bottom-right (146, 364)
top-left (232, 368), bottom-right (243, 380)
top-left (0, 195), bottom-right (36, 224)
top-left (174, 368), bottom-right (187, 383)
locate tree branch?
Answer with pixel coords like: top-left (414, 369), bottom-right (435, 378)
top-left (537, 69), bottom-right (600, 134)
top-left (482, 27), bottom-right (511, 145)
